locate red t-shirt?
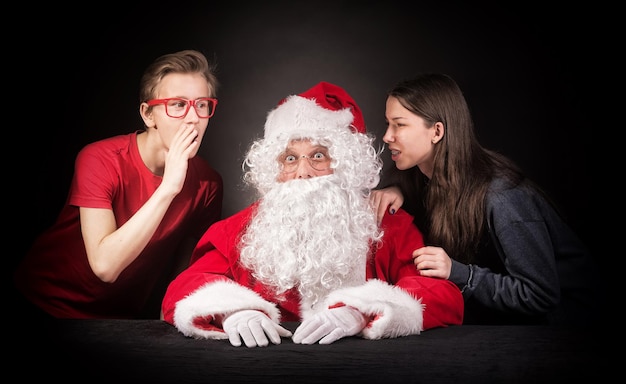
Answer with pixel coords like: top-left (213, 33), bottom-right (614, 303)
top-left (14, 131), bottom-right (223, 319)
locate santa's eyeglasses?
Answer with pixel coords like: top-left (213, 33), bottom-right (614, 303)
top-left (279, 151), bottom-right (332, 173)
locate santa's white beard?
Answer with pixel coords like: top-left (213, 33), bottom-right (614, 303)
top-left (239, 174), bottom-right (380, 306)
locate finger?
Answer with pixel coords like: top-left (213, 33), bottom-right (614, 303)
top-left (416, 256), bottom-right (440, 269)
top-left (264, 322), bottom-right (292, 344)
top-left (412, 246), bottom-right (430, 259)
top-left (237, 325), bottom-right (258, 348)
top-left (262, 326), bottom-right (281, 345)
top-left (226, 328), bottom-right (243, 347)
top-left (177, 129), bottom-right (199, 156)
top-left (376, 204), bottom-right (387, 224)
top-left (319, 328), bottom-right (344, 345)
top-left (299, 324), bottom-right (332, 345)
top-left (415, 259), bottom-right (429, 270)
top-left (249, 323), bottom-right (270, 347)
top-left (292, 319), bottom-right (319, 343)
top-left (277, 325), bottom-right (293, 338)
top-left (418, 268), bottom-right (437, 278)
top-left (170, 127), bottom-right (198, 153)
top-left (248, 320), bottom-right (269, 347)
top-left (178, 125), bottom-right (197, 140)
top-left (169, 126), bottom-right (193, 147)
top-left (388, 200), bottom-right (401, 215)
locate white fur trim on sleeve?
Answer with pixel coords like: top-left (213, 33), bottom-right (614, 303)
top-left (323, 279), bottom-right (424, 340)
top-left (173, 280), bottom-right (281, 339)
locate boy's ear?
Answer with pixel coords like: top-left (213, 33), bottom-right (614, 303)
top-left (139, 103), bottom-right (156, 129)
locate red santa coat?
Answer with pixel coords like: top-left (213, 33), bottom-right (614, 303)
top-left (162, 203), bottom-right (463, 340)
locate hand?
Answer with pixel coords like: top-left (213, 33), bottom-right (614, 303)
top-left (222, 310), bottom-right (292, 348)
top-left (292, 306), bottom-right (366, 345)
top-left (369, 186), bottom-right (404, 224)
top-left (161, 126), bottom-right (199, 196)
top-left (412, 246), bottom-right (452, 279)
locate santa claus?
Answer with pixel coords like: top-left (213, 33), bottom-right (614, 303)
top-left (161, 82), bottom-right (463, 347)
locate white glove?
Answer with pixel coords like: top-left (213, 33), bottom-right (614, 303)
top-left (292, 306), bottom-right (367, 345)
top-left (222, 309), bottom-right (292, 348)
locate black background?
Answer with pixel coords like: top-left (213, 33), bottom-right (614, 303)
top-left (16, 1), bottom-right (596, 275)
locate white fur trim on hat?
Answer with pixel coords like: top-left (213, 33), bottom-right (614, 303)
top-left (264, 95), bottom-right (354, 141)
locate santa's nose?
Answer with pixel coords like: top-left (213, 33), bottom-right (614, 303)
top-left (295, 159), bottom-right (316, 179)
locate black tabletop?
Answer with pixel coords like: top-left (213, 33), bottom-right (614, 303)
top-left (14, 319), bottom-right (607, 383)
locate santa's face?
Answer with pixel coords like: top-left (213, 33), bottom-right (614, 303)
top-left (276, 139), bottom-right (334, 182)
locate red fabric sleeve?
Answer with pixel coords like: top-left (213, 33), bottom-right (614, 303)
top-left (369, 208), bottom-right (464, 329)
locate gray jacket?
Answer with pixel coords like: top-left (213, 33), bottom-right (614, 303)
top-left (448, 178), bottom-right (597, 325)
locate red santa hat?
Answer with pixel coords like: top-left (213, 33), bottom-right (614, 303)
top-left (263, 81), bottom-right (366, 141)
